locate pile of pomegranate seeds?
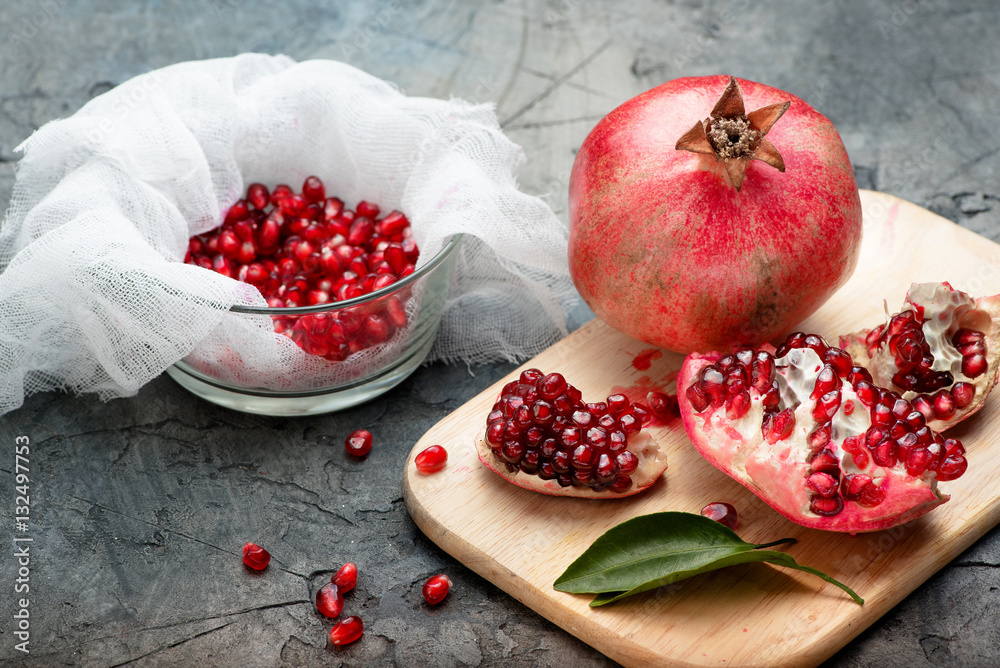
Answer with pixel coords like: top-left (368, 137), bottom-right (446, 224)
top-left (422, 574), bottom-right (452, 605)
top-left (485, 368), bottom-right (652, 493)
top-left (242, 542), bottom-right (271, 570)
top-left (414, 445), bottom-right (448, 473)
top-left (865, 311), bottom-right (981, 420)
top-left (184, 177), bottom-right (420, 361)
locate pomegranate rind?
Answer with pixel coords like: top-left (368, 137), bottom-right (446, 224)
top-left (678, 351), bottom-right (947, 533)
top-left (841, 283), bottom-right (1000, 431)
top-left (474, 431), bottom-right (666, 498)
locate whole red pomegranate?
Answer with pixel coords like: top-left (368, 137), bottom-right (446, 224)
top-left (569, 76), bottom-right (863, 353)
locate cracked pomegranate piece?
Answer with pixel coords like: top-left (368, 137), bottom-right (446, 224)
top-left (840, 282), bottom-right (1000, 431)
top-left (475, 369), bottom-right (667, 497)
top-left (678, 334), bottom-right (968, 533)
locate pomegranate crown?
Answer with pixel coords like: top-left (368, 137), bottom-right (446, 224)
top-left (675, 76), bottom-right (791, 191)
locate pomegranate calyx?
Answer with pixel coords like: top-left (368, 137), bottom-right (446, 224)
top-left (675, 76), bottom-right (791, 191)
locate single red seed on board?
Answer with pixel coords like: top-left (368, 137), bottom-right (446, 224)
top-left (329, 615), bottom-right (364, 646)
top-left (345, 429), bottom-right (373, 457)
top-left (242, 542), bottom-right (271, 570)
top-left (414, 445), bottom-right (448, 473)
top-left (332, 562), bottom-right (358, 593)
top-left (422, 573), bottom-right (452, 605)
top-left (316, 582), bottom-right (344, 618)
top-left (700, 502), bottom-right (738, 530)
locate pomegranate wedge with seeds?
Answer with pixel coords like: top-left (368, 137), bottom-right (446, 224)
top-left (476, 369), bottom-right (667, 497)
top-left (840, 282), bottom-right (1000, 431)
top-left (678, 334), bottom-right (968, 533)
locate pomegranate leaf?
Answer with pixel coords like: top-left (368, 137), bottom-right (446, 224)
top-left (553, 512), bottom-right (863, 607)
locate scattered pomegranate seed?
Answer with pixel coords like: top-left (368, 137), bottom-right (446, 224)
top-left (345, 429), bottom-right (373, 457)
top-left (422, 574), bottom-right (452, 605)
top-left (316, 582), bottom-right (344, 618)
top-left (328, 615), bottom-right (364, 646)
top-left (332, 562), bottom-right (358, 593)
top-left (700, 502), bottom-right (738, 529)
top-left (414, 445), bottom-right (448, 473)
top-left (242, 542), bottom-right (271, 570)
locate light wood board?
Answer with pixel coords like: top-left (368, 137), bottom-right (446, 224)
top-left (402, 190), bottom-right (1000, 668)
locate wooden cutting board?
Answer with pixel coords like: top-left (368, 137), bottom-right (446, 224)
top-left (402, 190), bottom-right (1000, 668)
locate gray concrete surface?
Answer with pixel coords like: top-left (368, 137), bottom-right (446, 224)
top-left (1, 0), bottom-right (999, 666)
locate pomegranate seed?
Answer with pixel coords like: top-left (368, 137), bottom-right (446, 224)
top-left (302, 175), bottom-right (326, 203)
top-left (279, 194), bottom-right (307, 217)
top-left (823, 347), bottom-right (853, 377)
top-left (932, 390), bottom-right (956, 420)
top-left (647, 391), bottom-right (678, 420)
top-left (699, 366), bottom-right (726, 408)
top-left (762, 408), bottom-right (795, 444)
top-left (345, 429), bottom-right (373, 457)
top-left (615, 450), bottom-right (638, 474)
top-left (316, 582), bottom-right (344, 618)
top-left (936, 454), bottom-right (968, 481)
top-left (700, 502), bottom-right (738, 529)
top-left (686, 384), bottom-right (710, 412)
top-left (328, 615), bottom-right (364, 646)
top-left (246, 182), bottom-right (270, 209)
top-left (356, 200), bottom-right (380, 218)
top-left (809, 449), bottom-right (841, 477)
top-left (242, 542), bottom-right (271, 570)
top-left (379, 211), bottom-right (409, 236)
top-left (951, 382), bottom-right (976, 408)
top-left (422, 574), bottom-right (452, 604)
top-left (809, 494), bottom-right (844, 516)
top-left (332, 562), bottom-right (358, 593)
top-left (806, 471), bottom-right (839, 497)
top-left (962, 353), bottom-right (988, 378)
top-left (840, 473), bottom-right (872, 502)
top-left (224, 199), bottom-right (250, 226)
top-left (414, 445), bottom-right (448, 473)
top-left (726, 391), bottom-right (751, 419)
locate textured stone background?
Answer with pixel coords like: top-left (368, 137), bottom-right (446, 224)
top-left (1, 0), bottom-right (999, 666)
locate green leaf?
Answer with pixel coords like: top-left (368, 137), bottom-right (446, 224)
top-left (553, 512), bottom-right (863, 607)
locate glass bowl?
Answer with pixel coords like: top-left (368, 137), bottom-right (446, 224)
top-left (166, 235), bottom-right (462, 415)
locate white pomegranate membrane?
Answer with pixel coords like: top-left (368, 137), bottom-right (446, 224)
top-left (681, 333), bottom-right (968, 532)
top-left (842, 282), bottom-right (1000, 431)
top-left (478, 369), bottom-right (667, 497)
top-left (184, 176), bottom-right (419, 361)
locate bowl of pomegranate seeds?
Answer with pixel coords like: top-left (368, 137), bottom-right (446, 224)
top-left (166, 176), bottom-right (461, 415)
